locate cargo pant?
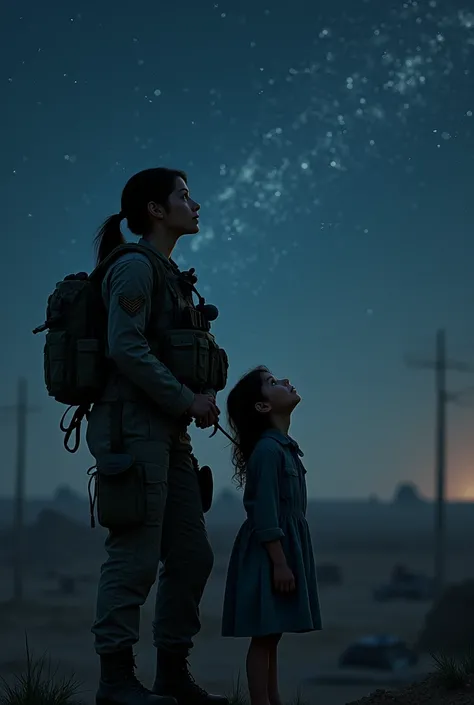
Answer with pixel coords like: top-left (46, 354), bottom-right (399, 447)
top-left (86, 399), bottom-right (214, 655)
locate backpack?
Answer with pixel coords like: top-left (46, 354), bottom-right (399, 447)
top-left (33, 243), bottom-right (163, 453)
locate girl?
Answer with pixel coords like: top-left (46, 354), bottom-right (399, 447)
top-left (222, 366), bottom-right (322, 705)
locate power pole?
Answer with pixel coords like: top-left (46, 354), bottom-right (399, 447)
top-left (406, 329), bottom-right (472, 600)
top-left (0, 378), bottom-right (39, 603)
top-left (434, 330), bottom-right (446, 602)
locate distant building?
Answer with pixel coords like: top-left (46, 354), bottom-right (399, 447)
top-left (392, 482), bottom-right (426, 505)
top-left (218, 488), bottom-right (239, 505)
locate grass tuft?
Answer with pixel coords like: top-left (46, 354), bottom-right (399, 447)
top-left (225, 672), bottom-right (309, 705)
top-left (0, 633), bottom-right (84, 705)
top-left (430, 650), bottom-right (473, 690)
top-left (226, 672), bottom-right (248, 705)
top-left (459, 646), bottom-right (474, 676)
top-left (286, 685), bottom-right (310, 705)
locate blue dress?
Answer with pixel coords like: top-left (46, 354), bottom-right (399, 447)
top-left (221, 429), bottom-right (322, 638)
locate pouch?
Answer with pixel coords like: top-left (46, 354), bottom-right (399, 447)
top-left (161, 330), bottom-right (209, 390)
top-left (190, 455), bottom-right (213, 514)
top-left (90, 453), bottom-right (146, 530)
top-left (198, 464), bottom-right (214, 514)
top-left (215, 347), bottom-right (229, 391)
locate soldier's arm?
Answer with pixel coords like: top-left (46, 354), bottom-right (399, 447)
top-left (105, 254), bottom-right (195, 418)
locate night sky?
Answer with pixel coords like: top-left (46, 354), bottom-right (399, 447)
top-left (1, 0), bottom-right (474, 501)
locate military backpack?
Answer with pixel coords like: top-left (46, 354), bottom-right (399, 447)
top-left (33, 243), bottom-right (163, 452)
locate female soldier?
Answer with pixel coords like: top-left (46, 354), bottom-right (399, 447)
top-left (87, 168), bottom-right (229, 705)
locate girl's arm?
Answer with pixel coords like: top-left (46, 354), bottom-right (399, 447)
top-left (246, 443), bottom-right (286, 562)
top-left (263, 539), bottom-right (288, 566)
top-left (247, 443), bottom-right (295, 591)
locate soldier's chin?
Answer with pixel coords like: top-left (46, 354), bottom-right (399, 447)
top-left (181, 221), bottom-right (200, 236)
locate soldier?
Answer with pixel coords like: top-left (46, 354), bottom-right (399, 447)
top-left (86, 168), bottom-right (229, 705)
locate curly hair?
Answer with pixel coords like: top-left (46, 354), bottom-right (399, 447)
top-left (226, 366), bottom-right (272, 488)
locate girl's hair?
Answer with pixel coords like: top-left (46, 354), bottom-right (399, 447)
top-left (93, 167), bottom-right (187, 265)
top-left (226, 366), bottom-right (272, 488)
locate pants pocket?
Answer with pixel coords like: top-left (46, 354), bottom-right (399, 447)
top-left (142, 462), bottom-right (168, 527)
top-left (95, 453), bottom-right (147, 530)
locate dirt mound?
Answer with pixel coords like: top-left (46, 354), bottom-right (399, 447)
top-left (345, 674), bottom-right (474, 705)
top-left (416, 580), bottom-right (474, 655)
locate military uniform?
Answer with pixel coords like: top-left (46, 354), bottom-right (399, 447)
top-left (86, 238), bottom-right (228, 705)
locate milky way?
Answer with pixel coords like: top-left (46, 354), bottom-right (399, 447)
top-left (179, 2), bottom-right (473, 291)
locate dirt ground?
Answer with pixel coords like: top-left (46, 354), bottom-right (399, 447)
top-left (0, 546), bottom-right (471, 705)
top-left (346, 674), bottom-right (474, 705)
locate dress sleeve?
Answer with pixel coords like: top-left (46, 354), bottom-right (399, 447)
top-left (105, 254), bottom-right (195, 418)
top-left (245, 443), bottom-right (285, 544)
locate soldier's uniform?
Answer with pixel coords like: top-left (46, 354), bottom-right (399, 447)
top-left (86, 238), bottom-right (228, 705)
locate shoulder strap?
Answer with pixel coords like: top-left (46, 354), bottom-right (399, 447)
top-left (89, 243), bottom-right (166, 297)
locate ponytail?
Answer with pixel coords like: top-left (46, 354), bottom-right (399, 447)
top-left (93, 213), bottom-right (126, 266)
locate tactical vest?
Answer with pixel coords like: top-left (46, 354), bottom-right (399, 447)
top-left (102, 248), bottom-right (228, 401)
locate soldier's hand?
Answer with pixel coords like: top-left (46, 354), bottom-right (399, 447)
top-left (189, 394), bottom-right (220, 429)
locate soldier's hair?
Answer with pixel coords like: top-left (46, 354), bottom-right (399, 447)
top-left (93, 167), bottom-right (188, 265)
top-left (226, 366), bottom-right (272, 488)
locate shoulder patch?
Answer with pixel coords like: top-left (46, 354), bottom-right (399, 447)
top-left (118, 295), bottom-right (146, 316)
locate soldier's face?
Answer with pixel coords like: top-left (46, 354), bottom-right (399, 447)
top-left (165, 177), bottom-right (201, 235)
top-left (255, 370), bottom-right (301, 415)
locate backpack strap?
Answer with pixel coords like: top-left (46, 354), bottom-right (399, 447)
top-left (89, 242), bottom-right (166, 297)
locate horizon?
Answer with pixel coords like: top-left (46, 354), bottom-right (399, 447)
top-left (1, 484), bottom-right (474, 505)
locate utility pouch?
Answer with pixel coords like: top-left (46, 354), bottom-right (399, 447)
top-left (198, 465), bottom-right (214, 513)
top-left (88, 453), bottom-right (146, 530)
top-left (191, 455), bottom-right (213, 514)
top-left (213, 346), bottom-right (229, 392)
top-left (160, 330), bottom-right (209, 390)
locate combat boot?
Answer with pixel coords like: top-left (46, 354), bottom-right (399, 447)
top-left (97, 649), bottom-right (177, 705)
top-left (152, 649), bottom-right (229, 705)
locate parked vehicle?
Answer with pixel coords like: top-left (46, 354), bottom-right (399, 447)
top-left (338, 635), bottom-right (418, 671)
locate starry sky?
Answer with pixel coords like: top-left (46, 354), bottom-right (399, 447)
top-left (1, 0), bottom-right (474, 501)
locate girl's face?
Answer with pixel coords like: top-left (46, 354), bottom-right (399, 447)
top-left (256, 370), bottom-right (301, 415)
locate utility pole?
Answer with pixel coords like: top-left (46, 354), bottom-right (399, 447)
top-left (434, 330), bottom-right (446, 602)
top-left (0, 378), bottom-right (39, 603)
top-left (406, 329), bottom-right (472, 601)
top-left (14, 378), bottom-right (27, 603)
